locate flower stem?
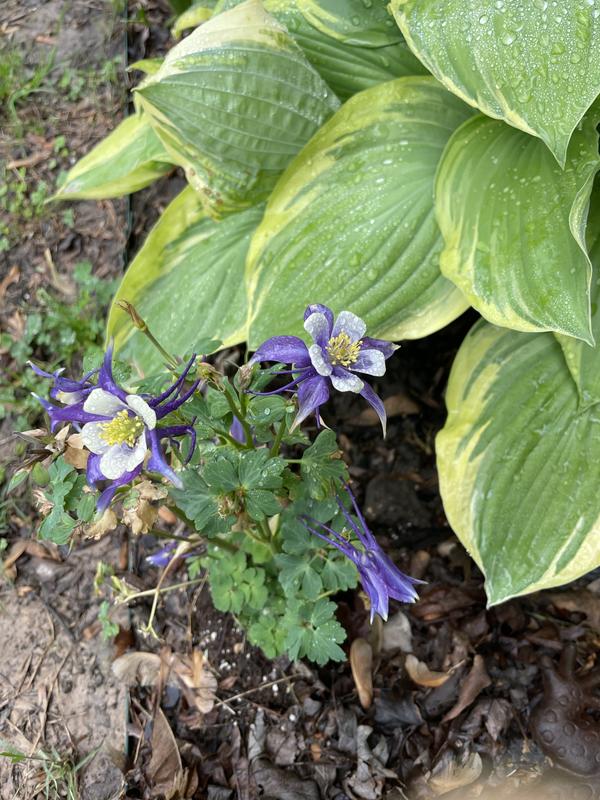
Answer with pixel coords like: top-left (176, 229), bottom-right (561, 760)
top-left (270, 419), bottom-right (286, 457)
top-left (117, 300), bottom-right (180, 370)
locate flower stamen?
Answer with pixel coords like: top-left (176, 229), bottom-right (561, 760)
top-left (101, 410), bottom-right (144, 448)
top-left (327, 332), bottom-right (361, 367)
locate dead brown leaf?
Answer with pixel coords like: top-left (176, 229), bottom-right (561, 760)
top-left (84, 507), bottom-right (118, 539)
top-left (112, 651), bottom-right (161, 685)
top-left (545, 589), bottom-right (600, 632)
top-left (147, 707), bottom-right (185, 799)
top-left (381, 610), bottom-right (413, 653)
top-left (405, 654), bottom-right (450, 688)
top-left (429, 751), bottom-right (483, 796)
top-left (442, 655), bottom-right (491, 722)
top-left (122, 480), bottom-right (168, 535)
top-left (350, 638), bottom-right (373, 710)
top-left (173, 649), bottom-right (217, 714)
top-left (351, 393), bottom-right (420, 427)
top-left (0, 265), bottom-right (19, 302)
top-left (2, 539), bottom-right (61, 581)
top-left (63, 433), bottom-right (89, 470)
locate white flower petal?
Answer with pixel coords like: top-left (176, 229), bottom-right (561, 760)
top-left (332, 311), bottom-right (367, 342)
top-left (308, 344), bottom-right (333, 376)
top-left (353, 348), bottom-right (386, 376)
top-left (304, 312), bottom-right (330, 346)
top-left (126, 394), bottom-right (157, 430)
top-left (55, 390), bottom-right (83, 405)
top-left (331, 370), bottom-right (364, 393)
top-left (83, 388), bottom-right (125, 417)
top-left (81, 422), bottom-right (111, 455)
top-left (99, 435), bottom-right (147, 480)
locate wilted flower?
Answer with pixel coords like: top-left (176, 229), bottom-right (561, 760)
top-left (302, 487), bottom-right (422, 622)
top-left (32, 345), bottom-right (199, 511)
top-left (250, 304), bottom-right (397, 433)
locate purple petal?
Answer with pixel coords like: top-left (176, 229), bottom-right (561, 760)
top-left (157, 424), bottom-right (197, 463)
top-left (230, 417), bottom-right (247, 444)
top-left (359, 382), bottom-right (386, 436)
top-left (250, 336), bottom-right (310, 367)
top-left (376, 550), bottom-right (423, 603)
top-left (98, 341), bottom-right (127, 402)
top-left (150, 354), bottom-right (196, 408)
top-left (147, 542), bottom-right (177, 567)
top-left (358, 562), bottom-right (390, 622)
top-left (96, 464), bottom-right (143, 513)
top-left (302, 519), bottom-right (357, 561)
top-left (361, 337), bottom-right (398, 361)
top-left (294, 375), bottom-right (330, 427)
top-left (86, 453), bottom-right (104, 486)
top-left (33, 395), bottom-right (110, 432)
top-left (146, 428), bottom-right (182, 487)
top-left (351, 348), bottom-right (386, 377)
top-left (156, 378), bottom-right (201, 419)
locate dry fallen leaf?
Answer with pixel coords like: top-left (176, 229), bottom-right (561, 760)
top-left (63, 433), bottom-right (89, 470)
top-left (429, 751), bottom-right (483, 796)
top-left (173, 649), bottom-right (217, 714)
top-left (351, 393), bottom-right (420, 426)
top-left (2, 539), bottom-right (61, 581)
top-left (122, 480), bottom-right (168, 536)
top-left (442, 655), bottom-right (491, 722)
top-left (147, 707), bottom-right (184, 799)
top-left (84, 507), bottom-right (118, 539)
top-left (545, 589), bottom-right (600, 632)
top-left (405, 654), bottom-right (450, 688)
top-left (350, 638), bottom-right (374, 710)
top-left (381, 610), bottom-right (413, 653)
top-left (112, 651), bottom-right (162, 685)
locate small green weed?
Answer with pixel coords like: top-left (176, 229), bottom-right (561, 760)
top-left (0, 262), bottom-right (118, 431)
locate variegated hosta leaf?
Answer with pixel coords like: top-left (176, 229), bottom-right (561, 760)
top-left (247, 77), bottom-right (472, 347)
top-left (437, 322), bottom-right (600, 605)
top-left (107, 187), bottom-right (263, 372)
top-left (435, 112), bottom-right (600, 344)
top-left (265, 0), bottom-right (427, 102)
top-left (390, 0), bottom-right (600, 166)
top-left (135, 0), bottom-right (339, 218)
top-left (172, 0), bottom-right (218, 37)
top-left (52, 114), bottom-right (172, 200)
top-left (297, 0), bottom-right (402, 46)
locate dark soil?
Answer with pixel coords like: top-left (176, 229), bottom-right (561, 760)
top-left (2, 2), bottom-right (600, 800)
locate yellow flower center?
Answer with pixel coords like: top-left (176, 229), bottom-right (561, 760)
top-left (100, 410), bottom-right (144, 448)
top-left (327, 332), bottom-right (362, 367)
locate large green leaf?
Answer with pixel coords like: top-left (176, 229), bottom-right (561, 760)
top-left (107, 187), bottom-right (262, 371)
top-left (52, 114), bottom-right (173, 200)
top-left (265, 0), bottom-right (427, 102)
top-left (435, 112), bottom-right (600, 343)
top-left (135, 0), bottom-right (339, 217)
top-left (247, 77), bottom-right (472, 347)
top-left (390, 0), bottom-right (600, 166)
top-left (297, 0), bottom-right (401, 46)
top-left (437, 222), bottom-right (600, 604)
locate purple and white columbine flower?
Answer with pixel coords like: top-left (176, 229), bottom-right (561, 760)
top-left (302, 487), bottom-right (422, 622)
top-left (249, 304), bottom-right (397, 433)
top-left (32, 345), bottom-right (199, 512)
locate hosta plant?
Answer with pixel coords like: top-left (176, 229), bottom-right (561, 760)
top-left (51, 0), bottom-right (600, 608)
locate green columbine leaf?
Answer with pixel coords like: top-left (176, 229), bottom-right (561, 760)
top-left (283, 599), bottom-right (346, 663)
top-left (170, 469), bottom-right (227, 533)
top-left (436, 217), bottom-right (600, 604)
top-left (390, 0), bottom-right (600, 166)
top-left (435, 110), bottom-right (600, 343)
top-left (136, 0), bottom-right (340, 216)
top-left (53, 114), bottom-right (172, 200)
top-left (238, 450), bottom-right (286, 490)
top-left (264, 0), bottom-right (426, 101)
top-left (108, 187), bottom-right (262, 373)
top-left (300, 430), bottom-right (347, 500)
top-left (247, 77), bottom-right (472, 346)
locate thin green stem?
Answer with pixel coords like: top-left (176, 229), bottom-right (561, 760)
top-left (223, 386), bottom-right (253, 448)
top-left (270, 419), bottom-right (286, 457)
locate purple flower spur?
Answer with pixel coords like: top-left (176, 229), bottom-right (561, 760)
top-left (32, 345), bottom-right (199, 511)
top-left (249, 304), bottom-right (397, 433)
top-left (302, 487), bottom-right (422, 622)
